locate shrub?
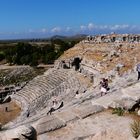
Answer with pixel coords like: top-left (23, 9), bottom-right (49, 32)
top-left (112, 107), bottom-right (124, 116)
top-left (130, 120), bottom-right (140, 139)
top-left (0, 51), bottom-right (5, 61)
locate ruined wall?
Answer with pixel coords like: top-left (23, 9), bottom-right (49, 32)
top-left (85, 34), bottom-right (140, 43)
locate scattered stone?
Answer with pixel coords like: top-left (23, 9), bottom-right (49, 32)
top-left (17, 125), bottom-right (37, 140)
top-left (5, 125), bottom-right (37, 140)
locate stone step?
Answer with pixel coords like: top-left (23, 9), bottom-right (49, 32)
top-left (72, 104), bottom-right (104, 119)
top-left (55, 108), bottom-right (79, 123)
top-left (91, 92), bottom-right (122, 109)
top-left (121, 82), bottom-right (140, 101)
top-left (36, 115), bottom-right (66, 135)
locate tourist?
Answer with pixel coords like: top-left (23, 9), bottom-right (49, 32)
top-left (5, 107), bottom-right (8, 112)
top-left (52, 98), bottom-right (58, 108)
top-left (26, 109), bottom-right (30, 117)
top-left (136, 63), bottom-right (140, 81)
top-left (75, 91), bottom-right (80, 99)
top-left (47, 97), bottom-right (59, 115)
top-left (47, 100), bottom-right (64, 115)
top-left (100, 78), bottom-right (109, 96)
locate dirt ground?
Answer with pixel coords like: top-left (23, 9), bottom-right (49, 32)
top-left (0, 101), bottom-right (21, 125)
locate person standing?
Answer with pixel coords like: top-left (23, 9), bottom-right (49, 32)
top-left (136, 63), bottom-right (140, 81)
top-left (100, 78), bottom-right (109, 96)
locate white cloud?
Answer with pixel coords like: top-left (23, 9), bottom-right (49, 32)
top-left (66, 27), bottom-right (71, 32)
top-left (98, 25), bottom-right (108, 29)
top-left (41, 28), bottom-right (47, 33)
top-left (78, 23), bottom-right (140, 34)
top-left (121, 24), bottom-right (129, 28)
top-left (79, 22), bottom-right (94, 31)
top-left (110, 25), bottom-right (120, 30)
top-left (80, 25), bottom-right (87, 30)
top-left (28, 29), bottom-right (34, 33)
top-left (110, 24), bottom-right (129, 30)
top-left (88, 23), bottom-right (94, 30)
top-left (51, 27), bottom-right (61, 33)
top-left (1, 24), bottom-right (140, 40)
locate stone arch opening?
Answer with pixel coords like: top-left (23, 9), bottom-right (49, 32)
top-left (123, 37), bottom-right (126, 42)
top-left (112, 37), bottom-right (116, 42)
top-left (72, 57), bottom-right (82, 71)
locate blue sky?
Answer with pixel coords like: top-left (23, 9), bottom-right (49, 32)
top-left (0, 0), bottom-right (140, 39)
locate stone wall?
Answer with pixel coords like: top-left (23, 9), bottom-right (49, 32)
top-left (85, 34), bottom-right (140, 43)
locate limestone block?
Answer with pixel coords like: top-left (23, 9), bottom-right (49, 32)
top-left (18, 125), bottom-right (37, 140)
top-left (121, 83), bottom-right (140, 101)
top-left (4, 125), bottom-right (37, 140)
top-left (109, 99), bottom-right (136, 110)
top-left (73, 104), bottom-right (104, 119)
top-left (91, 92), bottom-right (121, 109)
top-left (36, 115), bottom-right (66, 135)
top-left (55, 109), bottom-right (78, 123)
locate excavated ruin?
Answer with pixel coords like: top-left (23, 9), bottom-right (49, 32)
top-left (1, 34), bottom-right (140, 140)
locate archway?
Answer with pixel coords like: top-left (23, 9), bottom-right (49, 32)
top-left (72, 57), bottom-right (82, 71)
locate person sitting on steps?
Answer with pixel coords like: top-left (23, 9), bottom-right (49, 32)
top-left (47, 99), bottom-right (64, 115)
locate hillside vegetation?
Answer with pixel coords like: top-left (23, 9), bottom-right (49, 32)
top-left (0, 38), bottom-right (81, 66)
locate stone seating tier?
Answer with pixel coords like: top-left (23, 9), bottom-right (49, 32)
top-left (8, 69), bottom-right (84, 128)
top-left (15, 69), bottom-right (70, 103)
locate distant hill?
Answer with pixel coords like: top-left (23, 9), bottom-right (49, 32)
top-left (50, 34), bottom-right (87, 41)
top-left (0, 34), bottom-right (87, 43)
top-left (50, 35), bottom-right (67, 40)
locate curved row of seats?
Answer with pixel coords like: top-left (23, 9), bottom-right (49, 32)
top-left (14, 69), bottom-right (69, 102)
top-left (28, 76), bottom-right (81, 114)
top-left (8, 68), bottom-right (83, 128)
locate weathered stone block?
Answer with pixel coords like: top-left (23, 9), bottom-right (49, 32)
top-left (36, 116), bottom-right (66, 135)
top-left (73, 104), bottom-right (104, 119)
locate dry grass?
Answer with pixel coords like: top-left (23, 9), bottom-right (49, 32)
top-left (76, 74), bottom-right (92, 88)
top-left (85, 51), bottom-right (105, 61)
top-left (59, 42), bottom-right (140, 75)
top-left (0, 101), bottom-right (21, 125)
top-left (107, 108), bottom-right (140, 121)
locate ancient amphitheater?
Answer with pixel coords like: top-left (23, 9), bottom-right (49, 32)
top-left (1, 34), bottom-right (140, 140)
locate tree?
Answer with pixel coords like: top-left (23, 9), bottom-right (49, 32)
top-left (0, 51), bottom-right (5, 61)
top-left (43, 52), bottom-right (56, 64)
